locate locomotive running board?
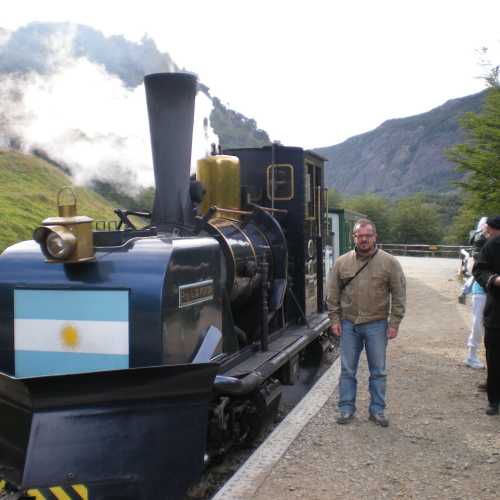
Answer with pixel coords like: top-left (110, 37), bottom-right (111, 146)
top-left (0, 363), bottom-right (218, 500)
top-left (221, 313), bottom-right (331, 379)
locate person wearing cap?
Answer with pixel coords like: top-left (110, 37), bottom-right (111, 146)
top-left (472, 215), bottom-right (500, 415)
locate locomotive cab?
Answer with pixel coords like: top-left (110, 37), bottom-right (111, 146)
top-left (225, 145), bottom-right (328, 321)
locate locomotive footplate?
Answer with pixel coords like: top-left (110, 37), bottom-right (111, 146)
top-left (222, 312), bottom-right (330, 379)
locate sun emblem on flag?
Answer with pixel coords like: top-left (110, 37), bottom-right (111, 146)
top-left (61, 324), bottom-right (80, 349)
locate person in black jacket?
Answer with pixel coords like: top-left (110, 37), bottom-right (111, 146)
top-left (472, 215), bottom-right (500, 415)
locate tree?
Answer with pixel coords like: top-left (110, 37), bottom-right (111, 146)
top-left (445, 200), bottom-right (482, 244)
top-left (390, 194), bottom-right (442, 244)
top-left (446, 58), bottom-right (500, 236)
top-left (327, 187), bottom-right (343, 209)
top-left (342, 194), bottom-right (392, 242)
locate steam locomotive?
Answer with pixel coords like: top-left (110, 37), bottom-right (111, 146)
top-left (0, 73), bottom-right (333, 500)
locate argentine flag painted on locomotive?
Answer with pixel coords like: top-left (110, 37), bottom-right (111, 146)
top-left (14, 289), bottom-right (129, 377)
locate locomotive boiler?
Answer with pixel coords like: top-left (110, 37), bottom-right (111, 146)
top-left (0, 73), bottom-right (332, 500)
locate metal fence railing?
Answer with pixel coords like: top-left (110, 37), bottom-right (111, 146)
top-left (378, 243), bottom-right (469, 258)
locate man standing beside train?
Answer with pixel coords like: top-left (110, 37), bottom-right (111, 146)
top-left (472, 216), bottom-right (500, 415)
top-left (327, 218), bottom-right (406, 427)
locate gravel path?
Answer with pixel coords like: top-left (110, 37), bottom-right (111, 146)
top-left (251, 256), bottom-right (500, 500)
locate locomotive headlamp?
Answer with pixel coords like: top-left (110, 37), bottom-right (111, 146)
top-left (33, 187), bottom-right (95, 263)
top-left (45, 228), bottom-right (77, 259)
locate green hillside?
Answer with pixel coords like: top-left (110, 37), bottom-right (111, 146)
top-left (0, 150), bottom-right (118, 253)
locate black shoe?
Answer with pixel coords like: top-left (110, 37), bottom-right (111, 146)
top-left (478, 382), bottom-right (487, 392)
top-left (486, 404), bottom-right (499, 416)
top-left (336, 411), bottom-right (354, 425)
top-left (369, 413), bottom-right (389, 427)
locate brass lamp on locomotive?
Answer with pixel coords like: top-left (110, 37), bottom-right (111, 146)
top-left (0, 73), bottom-right (332, 500)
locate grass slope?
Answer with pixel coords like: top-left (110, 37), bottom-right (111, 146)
top-left (0, 150), bottom-right (118, 253)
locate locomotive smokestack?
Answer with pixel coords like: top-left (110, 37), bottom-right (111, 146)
top-left (144, 72), bottom-right (197, 231)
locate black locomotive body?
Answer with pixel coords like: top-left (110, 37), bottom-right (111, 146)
top-left (0, 73), bottom-right (332, 500)
top-left (225, 145), bottom-right (327, 320)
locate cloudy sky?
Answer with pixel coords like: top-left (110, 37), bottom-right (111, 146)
top-left (2, 0), bottom-right (500, 149)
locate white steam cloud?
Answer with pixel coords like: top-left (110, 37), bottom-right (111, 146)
top-left (192, 91), bottom-right (219, 170)
top-left (6, 59), bottom-right (152, 190)
top-left (0, 24), bottom-right (218, 194)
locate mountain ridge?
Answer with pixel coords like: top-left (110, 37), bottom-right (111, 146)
top-left (315, 90), bottom-right (486, 197)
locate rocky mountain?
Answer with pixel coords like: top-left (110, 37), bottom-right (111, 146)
top-left (210, 96), bottom-right (270, 149)
top-left (0, 22), bottom-right (177, 87)
top-left (316, 91), bottom-right (486, 197)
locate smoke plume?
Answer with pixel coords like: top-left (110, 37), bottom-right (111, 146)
top-left (0, 22), bottom-right (219, 193)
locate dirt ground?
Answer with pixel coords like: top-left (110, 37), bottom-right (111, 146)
top-left (252, 256), bottom-right (500, 500)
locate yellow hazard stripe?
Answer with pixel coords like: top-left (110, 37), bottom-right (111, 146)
top-left (71, 484), bottom-right (88, 500)
top-left (50, 486), bottom-right (72, 500)
top-left (27, 484), bottom-right (88, 499)
top-left (26, 490), bottom-right (46, 500)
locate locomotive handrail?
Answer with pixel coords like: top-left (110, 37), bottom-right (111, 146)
top-left (209, 205), bottom-right (288, 216)
top-left (212, 206), bottom-right (253, 215)
top-left (250, 204), bottom-right (288, 214)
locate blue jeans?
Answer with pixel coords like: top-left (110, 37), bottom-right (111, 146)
top-left (338, 319), bottom-right (388, 415)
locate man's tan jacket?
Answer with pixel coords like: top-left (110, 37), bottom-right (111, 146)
top-left (327, 248), bottom-right (406, 327)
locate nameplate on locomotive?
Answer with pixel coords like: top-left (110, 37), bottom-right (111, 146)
top-left (179, 280), bottom-right (214, 308)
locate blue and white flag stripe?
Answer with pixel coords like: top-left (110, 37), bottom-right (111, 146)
top-left (14, 289), bottom-right (129, 377)
top-left (15, 289), bottom-right (128, 322)
top-left (15, 352), bottom-right (129, 377)
top-left (14, 319), bottom-right (129, 354)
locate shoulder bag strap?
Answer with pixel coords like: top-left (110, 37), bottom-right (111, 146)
top-left (340, 249), bottom-right (378, 291)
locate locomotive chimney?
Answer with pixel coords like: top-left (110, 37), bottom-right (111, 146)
top-left (144, 72), bottom-right (197, 231)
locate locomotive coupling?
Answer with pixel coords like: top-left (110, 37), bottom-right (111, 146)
top-left (33, 187), bottom-right (95, 263)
